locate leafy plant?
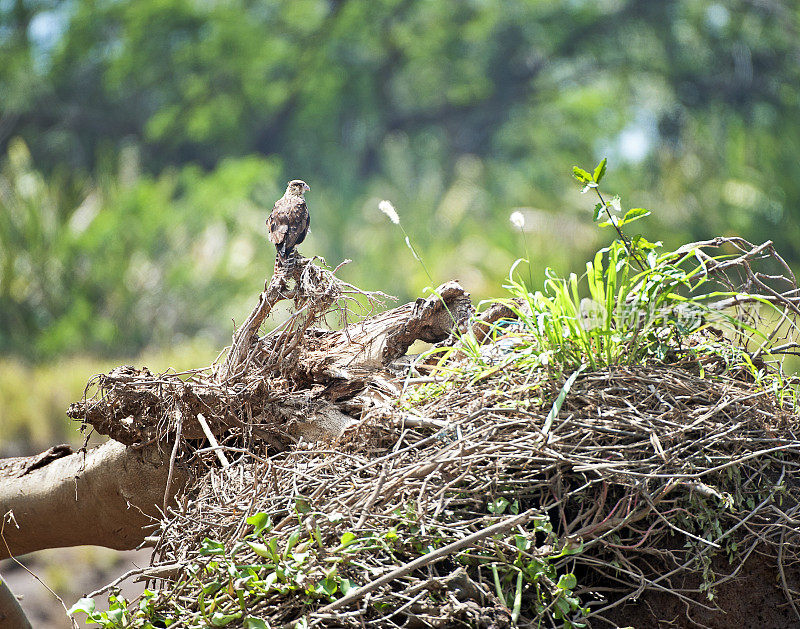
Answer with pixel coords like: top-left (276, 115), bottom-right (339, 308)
top-left (477, 159), bottom-right (791, 375)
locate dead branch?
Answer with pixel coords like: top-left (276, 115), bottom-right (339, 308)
top-left (669, 236), bottom-right (800, 317)
top-left (295, 279), bottom-right (474, 377)
top-left (220, 257), bottom-right (391, 379)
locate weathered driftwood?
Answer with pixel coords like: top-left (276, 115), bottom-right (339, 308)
top-left (290, 280), bottom-right (474, 385)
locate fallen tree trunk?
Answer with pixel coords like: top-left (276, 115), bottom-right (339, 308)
top-left (0, 576), bottom-right (32, 629)
top-left (0, 440), bottom-right (188, 560)
top-left (2, 261), bottom-right (471, 562)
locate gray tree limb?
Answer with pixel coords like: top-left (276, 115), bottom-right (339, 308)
top-left (0, 576), bottom-right (32, 629)
top-left (0, 440), bottom-right (187, 560)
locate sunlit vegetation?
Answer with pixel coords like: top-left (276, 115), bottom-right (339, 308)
top-left (2, 0), bottom-right (800, 363)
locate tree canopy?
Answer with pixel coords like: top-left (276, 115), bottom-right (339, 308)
top-left (1, 0), bottom-right (799, 357)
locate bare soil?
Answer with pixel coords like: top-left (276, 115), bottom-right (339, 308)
top-left (604, 550), bottom-right (800, 628)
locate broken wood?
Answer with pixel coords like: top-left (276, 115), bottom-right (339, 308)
top-left (67, 265), bottom-right (472, 449)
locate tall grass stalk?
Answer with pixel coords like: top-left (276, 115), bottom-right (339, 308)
top-left (510, 211), bottom-right (534, 291)
top-left (379, 200), bottom-right (456, 325)
top-left (379, 200), bottom-right (436, 288)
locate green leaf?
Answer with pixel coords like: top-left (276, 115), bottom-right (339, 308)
top-left (542, 365), bottom-right (587, 435)
top-left (267, 537), bottom-right (279, 560)
top-left (623, 207), bottom-right (649, 220)
top-left (383, 527), bottom-right (398, 540)
top-left (246, 512), bottom-right (272, 536)
top-left (593, 157), bottom-right (607, 184)
top-left (246, 541), bottom-right (272, 558)
top-left (572, 166), bottom-right (592, 183)
top-left (592, 202), bottom-right (604, 222)
top-left (557, 573), bottom-right (577, 590)
top-left (339, 531), bottom-right (357, 548)
top-left (511, 571), bottom-right (524, 623)
top-left (210, 611), bottom-right (242, 626)
top-left (631, 235), bottom-right (660, 252)
top-left (340, 578), bottom-right (354, 595)
top-left (488, 497), bottom-right (510, 514)
top-left (556, 597), bottom-right (571, 615)
top-left (283, 530), bottom-right (302, 558)
top-left (69, 597), bottom-right (96, 616)
top-left (107, 607), bottom-right (125, 624)
top-left (295, 497), bottom-right (311, 514)
top-left (491, 564), bottom-right (507, 607)
top-left (199, 537), bottom-right (226, 556)
top-left (533, 515), bottom-right (553, 534)
top-left (321, 577), bottom-right (338, 596)
top-left (202, 581), bottom-right (224, 596)
top-left (618, 207), bottom-right (651, 226)
top-left (244, 618), bottom-right (269, 629)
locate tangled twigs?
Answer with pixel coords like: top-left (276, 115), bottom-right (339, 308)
top-left (68, 258), bottom-right (471, 449)
top-left (666, 237), bottom-right (800, 356)
top-left (128, 354), bottom-right (800, 628)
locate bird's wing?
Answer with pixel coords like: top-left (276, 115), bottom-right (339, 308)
top-left (273, 200), bottom-right (308, 250)
top-left (286, 200), bottom-right (309, 248)
top-left (267, 199), bottom-right (290, 245)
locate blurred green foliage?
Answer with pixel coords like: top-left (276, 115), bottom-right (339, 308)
top-left (0, 138), bottom-right (281, 357)
top-left (0, 340), bottom-right (216, 452)
top-left (1, 0), bottom-right (799, 361)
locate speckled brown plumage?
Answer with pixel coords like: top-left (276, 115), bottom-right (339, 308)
top-left (267, 179), bottom-right (310, 265)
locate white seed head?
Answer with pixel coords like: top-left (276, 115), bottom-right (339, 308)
top-left (379, 200), bottom-right (400, 224)
top-left (509, 210), bottom-right (525, 230)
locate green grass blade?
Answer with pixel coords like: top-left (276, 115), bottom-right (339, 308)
top-left (542, 365), bottom-right (587, 436)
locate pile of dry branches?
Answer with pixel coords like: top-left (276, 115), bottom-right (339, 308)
top-left (121, 355), bottom-right (798, 628)
top-left (67, 241), bottom-right (800, 628)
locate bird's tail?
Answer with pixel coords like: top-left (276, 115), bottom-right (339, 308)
top-left (275, 248), bottom-right (297, 274)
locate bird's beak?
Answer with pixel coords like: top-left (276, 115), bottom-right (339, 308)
top-left (303, 183), bottom-right (311, 192)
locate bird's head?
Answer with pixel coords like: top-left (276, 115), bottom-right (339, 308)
top-left (287, 179), bottom-right (310, 195)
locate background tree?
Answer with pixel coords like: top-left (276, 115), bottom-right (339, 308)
top-left (3, 0), bottom-right (799, 360)
top-left (1, 0), bottom-right (798, 399)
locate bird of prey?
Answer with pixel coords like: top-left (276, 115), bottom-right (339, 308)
top-left (266, 179), bottom-right (310, 268)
